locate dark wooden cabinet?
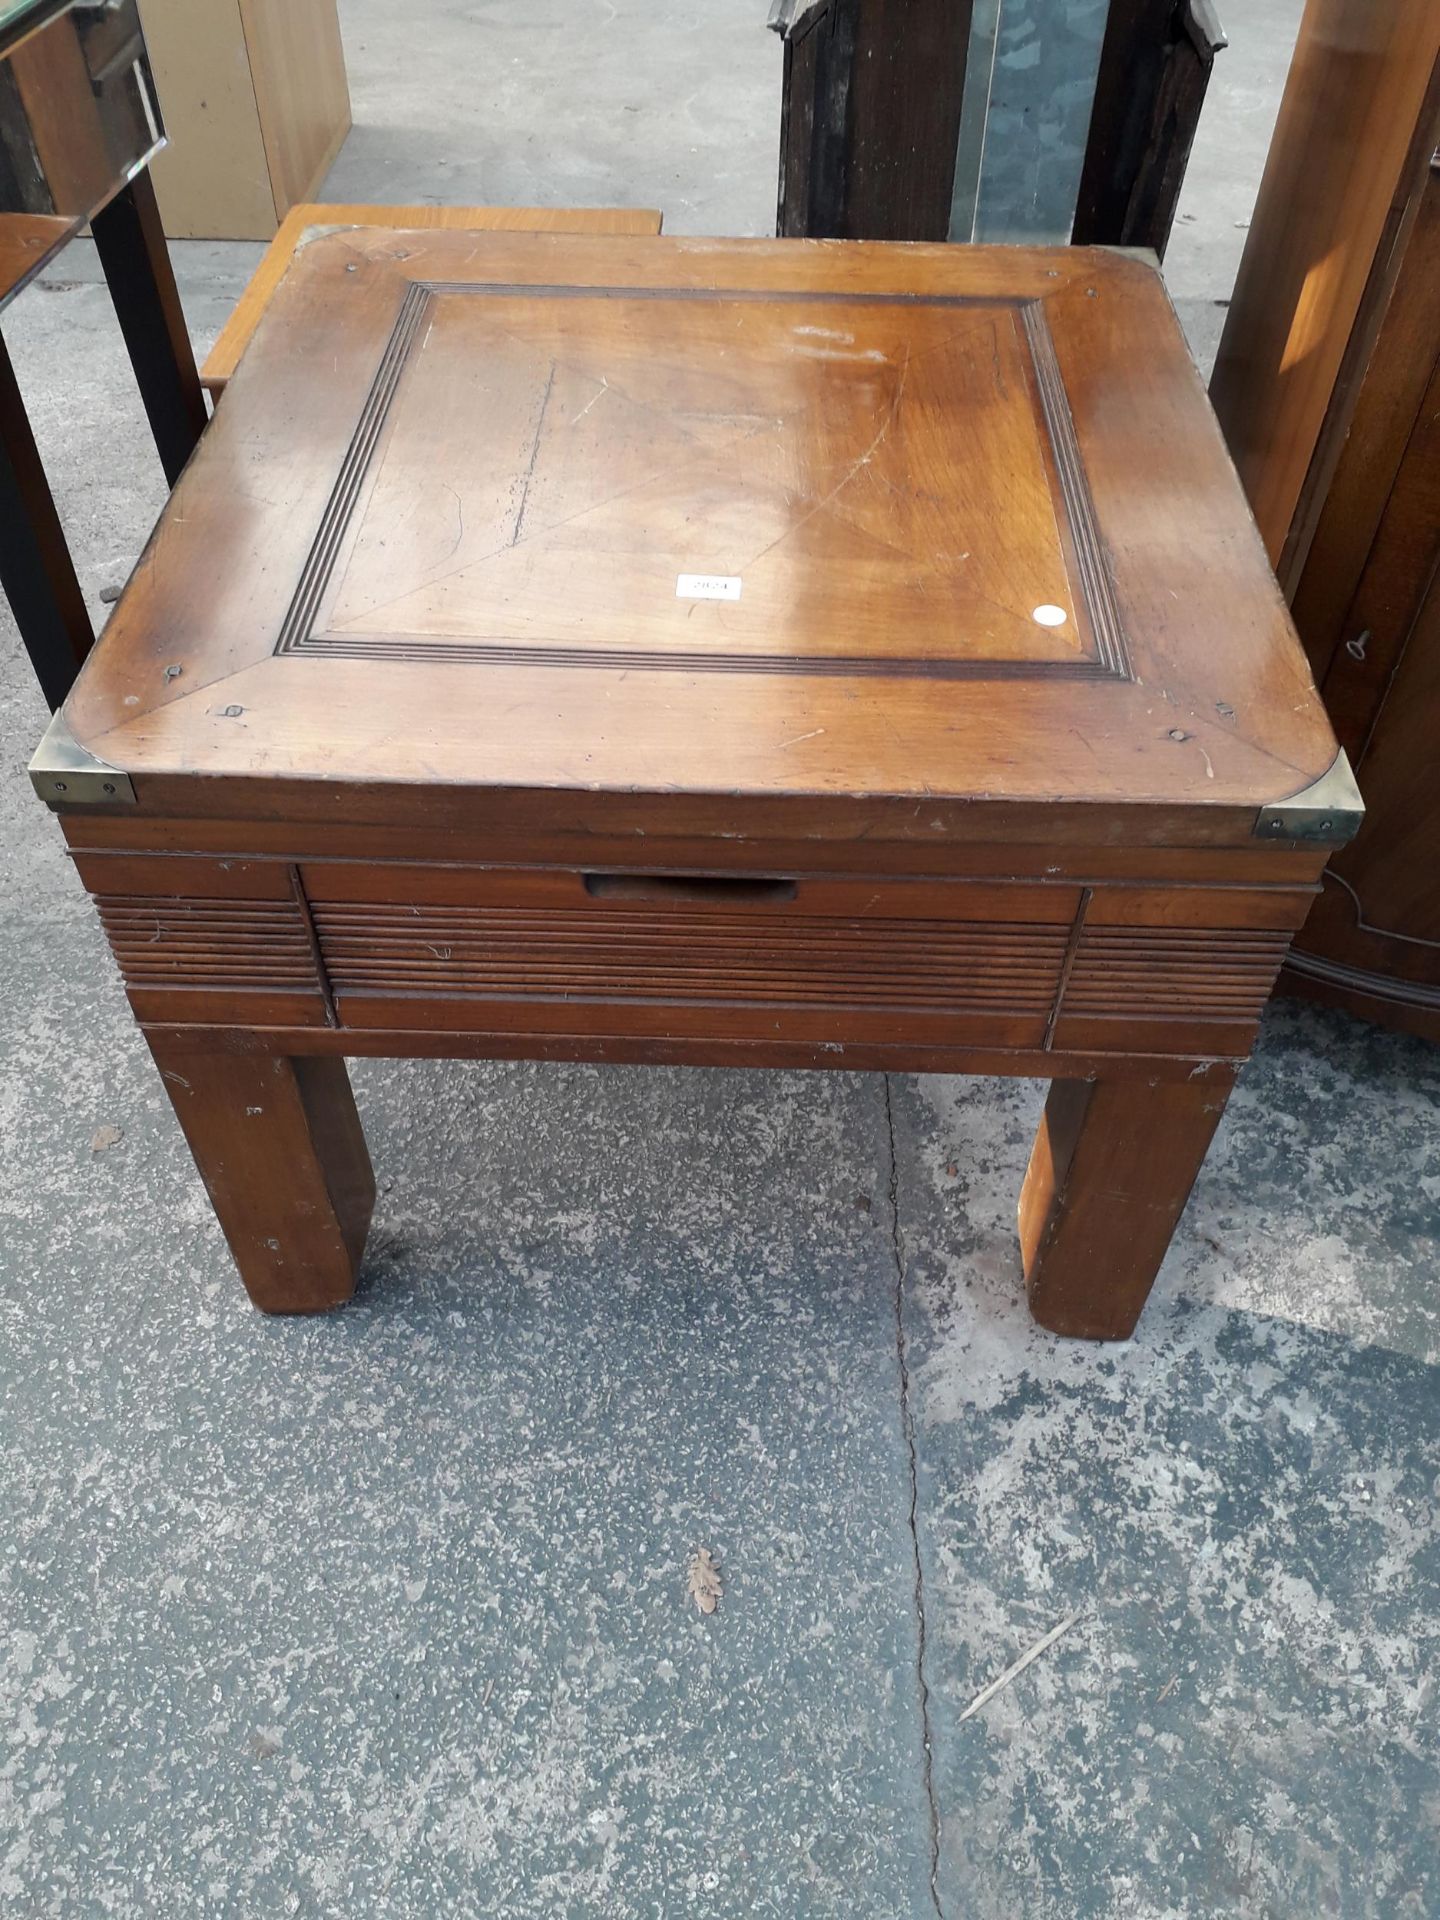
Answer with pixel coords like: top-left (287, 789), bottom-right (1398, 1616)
top-left (1209, 0), bottom-right (1440, 1042)
top-left (1284, 157), bottom-right (1440, 1038)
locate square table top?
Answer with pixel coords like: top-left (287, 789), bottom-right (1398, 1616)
top-left (52, 231), bottom-right (1346, 851)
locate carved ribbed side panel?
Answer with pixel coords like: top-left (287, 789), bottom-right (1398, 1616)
top-left (94, 894), bottom-right (328, 1024)
top-left (1061, 926), bottom-right (1292, 1022)
top-left (313, 904), bottom-right (1072, 1013)
top-left (96, 895), bottom-right (314, 988)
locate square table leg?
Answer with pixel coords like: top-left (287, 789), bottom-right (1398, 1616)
top-left (91, 173), bottom-right (209, 489)
top-left (1019, 1064), bottom-right (1237, 1340)
top-left (148, 1038), bottom-right (374, 1315)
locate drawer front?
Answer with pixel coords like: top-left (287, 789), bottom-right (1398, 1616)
top-left (301, 864), bottom-right (1079, 1048)
top-left (75, 854), bottom-right (1312, 1056)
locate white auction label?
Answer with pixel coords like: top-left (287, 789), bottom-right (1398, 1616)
top-left (676, 574), bottom-right (742, 602)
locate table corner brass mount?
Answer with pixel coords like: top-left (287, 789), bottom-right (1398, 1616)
top-left (29, 708), bottom-right (136, 807)
top-left (1253, 750), bottom-right (1364, 846)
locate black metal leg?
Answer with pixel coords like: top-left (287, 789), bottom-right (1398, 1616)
top-left (91, 170), bottom-right (208, 488)
top-left (0, 328), bottom-right (93, 710)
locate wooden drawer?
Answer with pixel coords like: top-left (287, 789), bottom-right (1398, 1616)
top-left (301, 864), bottom-right (1080, 1050)
top-left (74, 853), bottom-right (1311, 1056)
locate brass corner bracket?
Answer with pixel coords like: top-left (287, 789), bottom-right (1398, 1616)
top-left (29, 709), bottom-right (136, 808)
top-left (1254, 750), bottom-right (1363, 846)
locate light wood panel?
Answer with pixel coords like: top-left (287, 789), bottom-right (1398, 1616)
top-left (239, 0), bottom-right (349, 219)
top-left (143, 0), bottom-right (352, 239)
top-left (143, 0), bottom-right (277, 240)
top-left (7, 9), bottom-right (114, 214)
top-left (201, 204), bottom-right (666, 392)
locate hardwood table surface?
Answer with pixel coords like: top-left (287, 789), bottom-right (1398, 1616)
top-left (68, 231), bottom-right (1338, 847)
top-left (200, 204), bottom-right (665, 393)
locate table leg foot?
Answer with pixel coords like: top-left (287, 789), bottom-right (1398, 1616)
top-left (1018, 1068), bottom-right (1236, 1340)
top-left (149, 1040), bottom-right (374, 1314)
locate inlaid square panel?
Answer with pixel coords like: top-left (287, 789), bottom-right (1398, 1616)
top-left (277, 282), bottom-right (1127, 681)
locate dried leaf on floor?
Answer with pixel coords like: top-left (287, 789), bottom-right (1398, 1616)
top-left (687, 1548), bottom-right (723, 1616)
top-left (89, 1125), bottom-right (123, 1153)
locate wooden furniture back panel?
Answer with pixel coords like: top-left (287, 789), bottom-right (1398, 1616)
top-left (143, 0), bottom-right (276, 240)
top-left (1070, 0), bottom-right (1222, 258)
top-left (239, 0), bottom-right (349, 217)
top-left (143, 0), bottom-right (351, 238)
top-left (776, 0), bottom-right (972, 242)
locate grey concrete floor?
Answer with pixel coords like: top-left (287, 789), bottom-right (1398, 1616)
top-left (2, 2), bottom-right (1438, 1915)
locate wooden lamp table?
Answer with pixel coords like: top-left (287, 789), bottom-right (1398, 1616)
top-left (31, 232), bottom-right (1360, 1340)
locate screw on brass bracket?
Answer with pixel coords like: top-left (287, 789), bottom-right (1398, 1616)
top-left (29, 708), bottom-right (136, 807)
top-left (1253, 750), bottom-right (1363, 846)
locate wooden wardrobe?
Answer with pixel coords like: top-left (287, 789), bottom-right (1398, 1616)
top-left (1211, 0), bottom-right (1440, 1041)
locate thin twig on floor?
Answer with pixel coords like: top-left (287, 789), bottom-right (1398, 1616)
top-left (956, 1609), bottom-right (1085, 1724)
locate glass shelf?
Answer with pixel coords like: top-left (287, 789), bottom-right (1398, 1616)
top-left (0, 0), bottom-right (66, 48)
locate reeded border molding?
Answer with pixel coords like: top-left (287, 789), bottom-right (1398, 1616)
top-left (276, 282), bottom-right (1133, 684)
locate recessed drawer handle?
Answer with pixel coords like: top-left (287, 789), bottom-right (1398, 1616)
top-left (583, 874), bottom-right (798, 906)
